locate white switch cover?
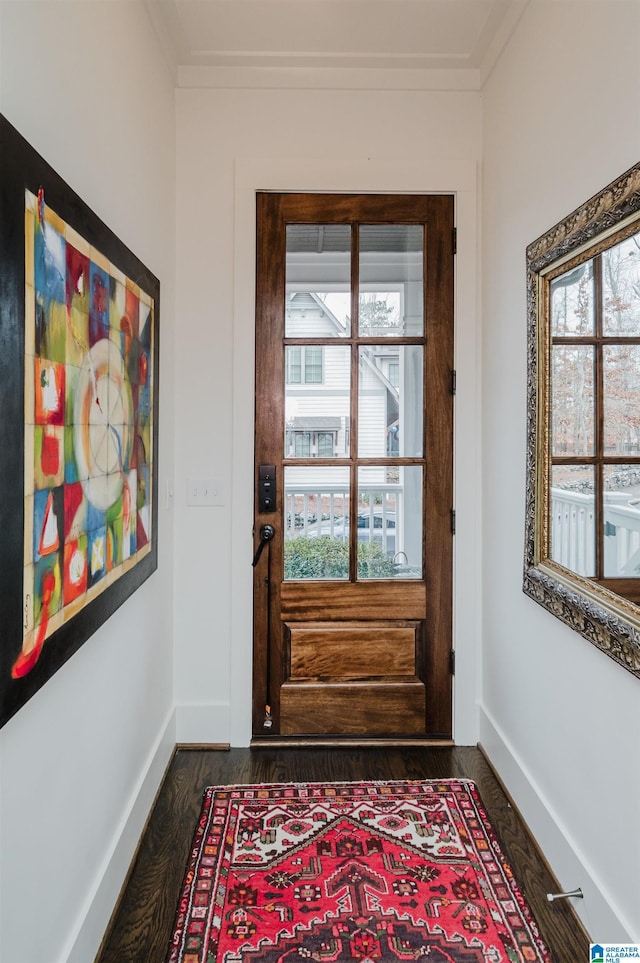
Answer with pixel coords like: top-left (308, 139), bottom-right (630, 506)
top-left (187, 478), bottom-right (225, 506)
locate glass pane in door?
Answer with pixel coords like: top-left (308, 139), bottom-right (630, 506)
top-left (285, 345), bottom-right (350, 457)
top-left (286, 225), bottom-right (351, 338)
top-left (284, 466), bottom-right (350, 580)
top-left (359, 225), bottom-right (423, 337)
top-left (357, 466), bottom-right (422, 579)
top-left (358, 345), bottom-right (423, 457)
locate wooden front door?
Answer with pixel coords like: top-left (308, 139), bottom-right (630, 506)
top-left (253, 193), bottom-right (454, 742)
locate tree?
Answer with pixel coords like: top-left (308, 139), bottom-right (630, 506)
top-left (551, 270), bottom-right (594, 457)
top-left (359, 293), bottom-right (398, 333)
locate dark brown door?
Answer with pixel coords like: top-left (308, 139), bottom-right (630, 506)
top-left (253, 193), bottom-right (454, 741)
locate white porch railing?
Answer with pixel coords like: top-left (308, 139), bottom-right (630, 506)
top-left (550, 488), bottom-right (595, 575)
top-left (284, 482), bottom-right (399, 555)
top-left (603, 494), bottom-right (640, 576)
top-left (285, 483), bottom-right (350, 539)
top-left (550, 487), bottom-right (640, 577)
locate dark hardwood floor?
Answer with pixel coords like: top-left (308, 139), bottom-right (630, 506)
top-left (95, 746), bottom-right (590, 963)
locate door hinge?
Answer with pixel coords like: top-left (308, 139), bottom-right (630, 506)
top-left (451, 509), bottom-right (456, 535)
top-left (452, 227), bottom-right (457, 255)
top-left (451, 369), bottom-right (457, 395)
top-left (450, 650), bottom-right (456, 675)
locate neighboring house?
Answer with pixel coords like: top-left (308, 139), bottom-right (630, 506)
top-left (284, 291), bottom-right (400, 462)
top-left (283, 290), bottom-right (415, 558)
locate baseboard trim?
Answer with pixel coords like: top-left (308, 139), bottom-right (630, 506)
top-left (176, 742), bottom-right (231, 751)
top-left (479, 705), bottom-right (633, 941)
top-left (62, 706), bottom-right (177, 963)
top-left (476, 740), bottom-right (592, 948)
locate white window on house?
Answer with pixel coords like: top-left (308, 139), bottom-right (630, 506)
top-left (317, 432), bottom-right (334, 457)
top-left (286, 345), bottom-right (323, 384)
top-left (286, 421), bottom-right (340, 459)
top-left (293, 432), bottom-right (311, 456)
top-left (286, 346), bottom-right (302, 383)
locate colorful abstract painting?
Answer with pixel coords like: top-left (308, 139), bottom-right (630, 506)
top-left (0, 115), bottom-right (159, 727)
top-left (14, 189), bottom-right (155, 680)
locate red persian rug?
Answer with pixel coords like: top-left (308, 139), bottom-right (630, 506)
top-left (166, 780), bottom-right (551, 963)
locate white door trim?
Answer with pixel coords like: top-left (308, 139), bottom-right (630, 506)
top-left (230, 156), bottom-right (480, 747)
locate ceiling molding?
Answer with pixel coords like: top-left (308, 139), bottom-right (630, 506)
top-left (144, 0), bottom-right (179, 85)
top-left (177, 64), bottom-right (481, 91)
top-left (479, 0), bottom-right (530, 86)
top-left (146, 0), bottom-right (529, 92)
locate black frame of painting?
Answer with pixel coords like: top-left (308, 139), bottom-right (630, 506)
top-left (0, 114), bottom-right (160, 728)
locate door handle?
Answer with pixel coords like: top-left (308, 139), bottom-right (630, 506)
top-left (252, 523), bottom-right (275, 567)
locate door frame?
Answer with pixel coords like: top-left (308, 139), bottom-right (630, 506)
top-left (229, 157), bottom-right (480, 747)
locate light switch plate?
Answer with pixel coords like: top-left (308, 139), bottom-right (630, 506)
top-left (186, 478), bottom-right (224, 506)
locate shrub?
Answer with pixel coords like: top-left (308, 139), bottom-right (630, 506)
top-left (284, 537), bottom-right (396, 580)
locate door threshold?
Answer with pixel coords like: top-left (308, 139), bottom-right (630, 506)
top-left (251, 736), bottom-right (455, 749)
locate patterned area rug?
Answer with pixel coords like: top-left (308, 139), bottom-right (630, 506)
top-left (166, 780), bottom-right (551, 962)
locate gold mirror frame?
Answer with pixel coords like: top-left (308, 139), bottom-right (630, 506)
top-left (523, 162), bottom-right (640, 679)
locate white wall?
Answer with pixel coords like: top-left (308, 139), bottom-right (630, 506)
top-left (174, 87), bottom-right (483, 746)
top-left (0, 3), bottom-right (176, 961)
top-left (482, 0), bottom-right (640, 942)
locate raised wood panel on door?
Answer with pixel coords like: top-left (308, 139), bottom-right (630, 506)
top-left (280, 681), bottom-right (426, 736)
top-left (287, 622), bottom-right (419, 678)
top-left (282, 619), bottom-right (425, 735)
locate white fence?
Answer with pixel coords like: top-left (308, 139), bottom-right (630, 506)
top-left (550, 487), bottom-right (640, 577)
top-left (284, 482), bottom-right (399, 555)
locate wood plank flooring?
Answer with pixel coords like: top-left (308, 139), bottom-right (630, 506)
top-left (95, 746), bottom-right (590, 963)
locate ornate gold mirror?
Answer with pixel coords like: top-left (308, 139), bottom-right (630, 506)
top-left (524, 163), bottom-right (640, 678)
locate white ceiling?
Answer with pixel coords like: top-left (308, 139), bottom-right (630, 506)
top-left (145, 0), bottom-right (529, 88)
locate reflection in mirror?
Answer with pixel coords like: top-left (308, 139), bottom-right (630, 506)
top-left (551, 345), bottom-right (594, 456)
top-left (550, 465), bottom-right (595, 577)
top-left (603, 233), bottom-right (640, 335)
top-left (603, 465), bottom-right (640, 578)
top-left (550, 260), bottom-right (594, 336)
top-left (524, 163), bottom-right (640, 678)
